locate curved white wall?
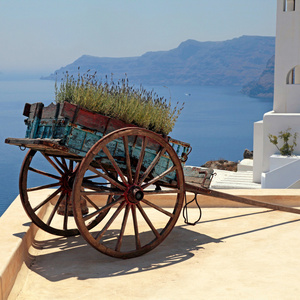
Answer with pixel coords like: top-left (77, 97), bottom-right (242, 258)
top-left (253, 1), bottom-right (300, 187)
top-left (274, 0), bottom-right (300, 113)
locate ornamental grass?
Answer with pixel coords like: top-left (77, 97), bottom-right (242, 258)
top-left (55, 70), bottom-right (184, 135)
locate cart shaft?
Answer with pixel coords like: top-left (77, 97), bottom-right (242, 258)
top-left (184, 182), bottom-right (300, 215)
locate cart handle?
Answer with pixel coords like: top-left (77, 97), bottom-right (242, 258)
top-left (184, 182), bottom-right (300, 215)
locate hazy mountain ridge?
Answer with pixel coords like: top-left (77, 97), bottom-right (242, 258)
top-left (43, 35), bottom-right (275, 87)
top-left (241, 55), bottom-right (275, 99)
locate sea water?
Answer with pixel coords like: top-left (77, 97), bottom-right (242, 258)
top-left (0, 80), bottom-right (273, 215)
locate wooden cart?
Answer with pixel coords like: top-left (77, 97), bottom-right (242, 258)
top-left (5, 102), bottom-right (300, 259)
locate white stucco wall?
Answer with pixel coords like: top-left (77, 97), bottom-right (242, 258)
top-left (262, 111), bottom-right (300, 173)
top-left (253, 121), bottom-right (264, 183)
top-left (262, 155), bottom-right (300, 188)
top-left (285, 85), bottom-right (300, 112)
top-left (253, 0), bottom-right (300, 185)
top-left (253, 111), bottom-right (300, 184)
top-left (273, 0), bottom-right (300, 113)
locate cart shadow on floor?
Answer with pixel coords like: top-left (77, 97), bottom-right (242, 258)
top-left (198, 209), bottom-right (300, 240)
top-left (24, 226), bottom-right (220, 282)
top-left (198, 209), bottom-right (274, 224)
top-left (20, 209), bottom-right (300, 282)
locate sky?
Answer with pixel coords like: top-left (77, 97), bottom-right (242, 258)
top-left (0, 0), bottom-right (276, 77)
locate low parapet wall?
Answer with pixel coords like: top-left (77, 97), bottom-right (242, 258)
top-left (1, 189), bottom-right (300, 299)
top-left (0, 195), bottom-right (47, 300)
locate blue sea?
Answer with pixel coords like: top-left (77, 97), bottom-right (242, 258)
top-left (0, 80), bottom-right (273, 216)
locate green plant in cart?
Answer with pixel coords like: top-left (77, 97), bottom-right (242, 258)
top-left (268, 128), bottom-right (298, 156)
top-left (54, 70), bottom-right (184, 136)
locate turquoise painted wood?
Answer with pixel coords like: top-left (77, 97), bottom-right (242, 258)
top-left (22, 101), bottom-right (190, 183)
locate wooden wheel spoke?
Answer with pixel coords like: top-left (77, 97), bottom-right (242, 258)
top-left (82, 194), bottom-right (100, 211)
top-left (94, 158), bottom-right (111, 177)
top-left (138, 147), bottom-right (166, 185)
top-left (115, 204), bottom-right (130, 251)
top-left (81, 190), bottom-right (124, 196)
top-left (123, 135), bottom-right (133, 185)
top-left (141, 198), bottom-right (174, 218)
top-left (28, 167), bottom-right (61, 180)
top-left (83, 174), bottom-right (103, 180)
top-left (63, 193), bottom-right (70, 230)
top-left (33, 187), bottom-right (62, 212)
top-left (69, 159), bottom-right (74, 172)
top-left (143, 188), bottom-right (180, 195)
top-left (102, 146), bottom-right (128, 186)
top-left (131, 205), bottom-right (141, 249)
top-left (141, 165), bottom-right (177, 189)
top-left (136, 203), bottom-right (160, 238)
top-left (134, 137), bottom-right (148, 184)
top-left (46, 192), bottom-right (65, 226)
top-left (73, 162), bottom-right (80, 173)
top-left (54, 156), bottom-right (68, 173)
top-left (95, 201), bottom-right (126, 242)
top-left (83, 196), bottom-right (125, 221)
top-left (88, 165), bottom-right (126, 191)
top-left (41, 153), bottom-right (64, 175)
top-left (61, 157), bottom-right (68, 170)
top-left (27, 182), bottom-right (61, 192)
top-left (81, 180), bottom-right (122, 194)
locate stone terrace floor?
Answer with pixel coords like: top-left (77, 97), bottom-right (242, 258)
top-left (8, 205), bottom-right (300, 300)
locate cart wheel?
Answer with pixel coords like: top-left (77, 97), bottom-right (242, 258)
top-left (19, 150), bottom-right (110, 236)
top-left (72, 127), bottom-right (185, 258)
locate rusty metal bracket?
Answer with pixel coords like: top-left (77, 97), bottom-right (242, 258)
top-left (183, 192), bottom-right (202, 225)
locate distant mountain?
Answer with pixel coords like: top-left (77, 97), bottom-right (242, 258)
top-left (43, 35), bottom-right (275, 86)
top-left (241, 55), bottom-right (274, 99)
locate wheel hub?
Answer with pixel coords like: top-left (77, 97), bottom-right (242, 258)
top-left (125, 185), bottom-right (144, 204)
top-left (58, 171), bottom-right (88, 216)
top-left (61, 172), bottom-right (74, 193)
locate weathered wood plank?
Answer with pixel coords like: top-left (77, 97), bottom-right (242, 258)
top-left (4, 138), bottom-right (76, 156)
top-left (184, 166), bottom-right (214, 188)
top-left (12, 101), bottom-right (192, 185)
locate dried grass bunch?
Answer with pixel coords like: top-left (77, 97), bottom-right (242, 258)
top-left (55, 70), bottom-right (184, 135)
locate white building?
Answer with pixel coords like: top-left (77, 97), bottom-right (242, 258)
top-left (253, 0), bottom-right (300, 188)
